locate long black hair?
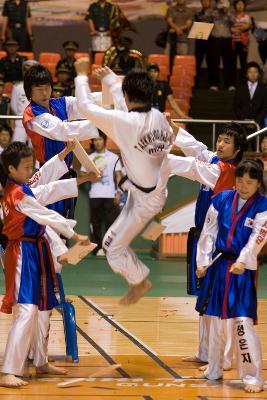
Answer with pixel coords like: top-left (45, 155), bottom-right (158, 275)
top-left (24, 64), bottom-right (53, 100)
top-left (0, 142), bottom-right (33, 187)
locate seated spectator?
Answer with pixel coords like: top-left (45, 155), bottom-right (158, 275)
top-left (194, 0), bottom-right (213, 88)
top-left (234, 62), bottom-right (267, 128)
top-left (56, 40), bottom-right (79, 82)
top-left (0, 124), bottom-right (12, 154)
top-left (0, 39), bottom-right (27, 82)
top-left (147, 63), bottom-right (188, 118)
top-left (166, 0), bottom-right (193, 69)
top-left (54, 66), bottom-right (74, 96)
top-left (207, 0), bottom-right (235, 91)
top-left (231, 0), bottom-right (251, 85)
top-left (102, 36), bottom-right (145, 75)
top-left (0, 80), bottom-right (10, 127)
top-left (80, 131), bottom-right (122, 256)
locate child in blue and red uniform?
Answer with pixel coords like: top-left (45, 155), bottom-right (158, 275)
top-left (22, 64), bottom-right (100, 218)
top-left (0, 142), bottom-right (91, 388)
top-left (195, 159), bottom-right (267, 393)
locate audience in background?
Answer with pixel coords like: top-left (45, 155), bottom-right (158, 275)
top-left (0, 39), bottom-right (27, 82)
top-left (80, 131), bottom-right (122, 256)
top-left (194, 0), bottom-right (213, 88)
top-left (0, 80), bottom-right (10, 127)
top-left (251, 18), bottom-right (267, 65)
top-left (166, 0), bottom-right (193, 70)
top-left (0, 124), bottom-right (12, 153)
top-left (54, 66), bottom-right (74, 96)
top-left (56, 41), bottom-right (78, 82)
top-left (147, 63), bottom-right (188, 118)
top-left (231, 0), bottom-right (251, 85)
top-left (1, 0), bottom-right (32, 51)
top-left (52, 84), bottom-right (65, 99)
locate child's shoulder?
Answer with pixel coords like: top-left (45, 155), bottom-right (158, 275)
top-left (212, 189), bottom-right (234, 210)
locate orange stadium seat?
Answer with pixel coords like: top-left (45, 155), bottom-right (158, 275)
top-left (171, 86), bottom-right (192, 99)
top-left (94, 52), bottom-right (104, 65)
top-left (147, 54), bottom-right (170, 72)
top-left (106, 137), bottom-right (118, 151)
top-left (166, 99), bottom-right (190, 115)
top-left (0, 51), bottom-right (6, 59)
top-left (75, 52), bottom-right (89, 60)
top-left (170, 75), bottom-right (194, 87)
top-left (39, 53), bottom-right (61, 80)
top-left (18, 52), bottom-right (34, 60)
top-left (174, 55), bottom-right (196, 66)
top-left (158, 65), bottom-right (169, 81)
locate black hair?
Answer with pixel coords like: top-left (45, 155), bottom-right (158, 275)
top-left (236, 158), bottom-right (264, 190)
top-left (217, 121), bottom-right (248, 162)
top-left (245, 61), bottom-right (262, 75)
top-left (24, 64), bottom-right (53, 100)
top-left (147, 63), bottom-right (160, 73)
top-left (91, 130), bottom-right (107, 151)
top-left (0, 124), bottom-right (12, 137)
top-left (0, 142), bottom-right (33, 187)
top-left (233, 0), bottom-right (247, 10)
top-left (122, 69), bottom-right (153, 107)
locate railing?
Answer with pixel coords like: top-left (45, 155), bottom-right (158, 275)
top-left (172, 118), bottom-right (261, 152)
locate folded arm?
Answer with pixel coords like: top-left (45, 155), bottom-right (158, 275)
top-left (197, 204), bottom-right (219, 268)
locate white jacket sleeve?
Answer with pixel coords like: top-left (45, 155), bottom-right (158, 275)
top-left (25, 112), bottom-right (99, 142)
top-left (31, 178), bottom-right (78, 206)
top-left (29, 154), bottom-right (69, 187)
top-left (166, 154), bottom-right (220, 189)
top-left (75, 75), bottom-right (132, 142)
top-left (237, 211), bottom-right (267, 270)
top-left (17, 197), bottom-right (76, 239)
top-left (197, 204), bottom-right (219, 268)
top-left (174, 128), bottom-right (215, 162)
top-left (65, 95), bottom-right (102, 120)
top-left (102, 72), bottom-right (128, 112)
top-left (45, 226), bottom-right (68, 258)
top-left (10, 85), bottom-right (19, 115)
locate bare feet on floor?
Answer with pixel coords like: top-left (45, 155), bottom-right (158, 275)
top-left (0, 374), bottom-right (28, 388)
top-left (36, 363), bottom-right (67, 375)
top-left (182, 355), bottom-right (206, 363)
top-left (199, 364), bottom-right (208, 371)
top-left (119, 279), bottom-right (152, 306)
top-left (244, 384), bottom-right (263, 393)
top-left (194, 371), bottom-right (207, 379)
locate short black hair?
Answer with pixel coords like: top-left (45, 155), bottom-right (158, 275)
top-left (0, 124), bottom-right (12, 137)
top-left (245, 61), bottom-right (262, 74)
top-left (217, 122), bottom-right (248, 162)
top-left (233, 0), bottom-right (247, 9)
top-left (236, 158), bottom-right (264, 186)
top-left (147, 63), bottom-right (160, 73)
top-left (122, 69), bottom-right (153, 107)
top-left (24, 64), bottom-right (53, 100)
top-left (0, 142), bottom-right (33, 187)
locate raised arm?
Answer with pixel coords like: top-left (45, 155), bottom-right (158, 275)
top-left (31, 178), bottom-right (78, 206)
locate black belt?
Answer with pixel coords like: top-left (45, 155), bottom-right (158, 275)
top-left (215, 248), bottom-right (237, 261)
top-left (119, 175), bottom-right (156, 194)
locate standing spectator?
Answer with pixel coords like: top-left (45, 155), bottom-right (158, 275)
top-left (0, 80), bottom-right (10, 127)
top-left (56, 41), bottom-right (79, 82)
top-left (207, 0), bottom-right (235, 91)
top-left (231, 0), bottom-right (251, 85)
top-left (147, 63), bottom-right (188, 118)
top-left (259, 136), bottom-right (267, 170)
top-left (1, 0), bottom-right (32, 51)
top-left (234, 62), bottom-right (267, 129)
top-left (81, 131), bottom-right (122, 256)
top-left (251, 18), bottom-right (267, 65)
top-left (85, 0), bottom-right (118, 55)
top-left (194, 0), bottom-right (213, 88)
top-left (10, 60), bottom-right (38, 142)
top-left (0, 39), bottom-right (27, 82)
top-left (166, 0), bottom-right (193, 70)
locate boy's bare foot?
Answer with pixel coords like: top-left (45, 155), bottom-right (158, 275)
top-left (199, 364), bottom-right (208, 371)
top-left (244, 384), bottom-right (263, 393)
top-left (36, 363), bottom-right (67, 375)
top-left (194, 371), bottom-right (207, 379)
top-left (182, 355), bottom-right (205, 363)
top-left (0, 374), bottom-right (28, 388)
top-left (119, 279), bottom-right (152, 306)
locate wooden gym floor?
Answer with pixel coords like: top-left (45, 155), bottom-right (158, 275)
top-left (0, 295), bottom-right (267, 399)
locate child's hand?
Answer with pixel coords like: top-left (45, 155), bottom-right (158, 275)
top-left (196, 266), bottom-right (207, 278)
top-left (75, 57), bottom-right (90, 76)
top-left (71, 232), bottom-right (90, 245)
top-left (58, 140), bottom-right (76, 161)
top-left (57, 255), bottom-right (68, 265)
top-left (230, 262), bottom-right (245, 275)
top-left (77, 172), bottom-right (101, 185)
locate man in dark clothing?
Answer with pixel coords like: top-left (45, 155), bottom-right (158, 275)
top-left (147, 63), bottom-right (188, 118)
top-left (0, 39), bottom-right (27, 82)
top-left (234, 62), bottom-right (267, 128)
top-left (0, 80), bottom-right (10, 127)
top-left (1, 0), bottom-right (32, 51)
top-left (56, 40), bottom-right (79, 82)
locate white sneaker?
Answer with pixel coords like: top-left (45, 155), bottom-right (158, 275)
top-left (228, 85), bottom-right (236, 91)
top-left (96, 248), bottom-right (105, 256)
top-left (209, 86), bottom-right (219, 91)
